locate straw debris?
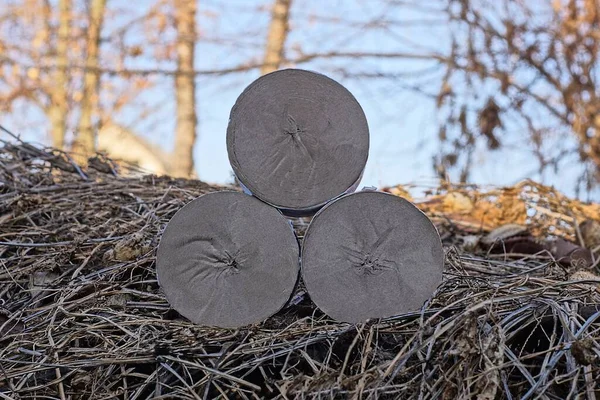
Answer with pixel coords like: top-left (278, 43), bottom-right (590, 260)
top-left (1, 141), bottom-right (599, 399)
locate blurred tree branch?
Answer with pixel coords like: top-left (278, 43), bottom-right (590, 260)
top-left (0, 0), bottom-right (460, 181)
top-left (436, 0), bottom-right (600, 191)
top-left (0, 50), bottom-right (445, 77)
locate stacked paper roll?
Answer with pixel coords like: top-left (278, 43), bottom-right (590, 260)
top-left (157, 192), bottom-right (299, 328)
top-left (157, 69), bottom-right (443, 327)
top-left (302, 191), bottom-right (444, 323)
top-left (227, 69), bottom-right (369, 216)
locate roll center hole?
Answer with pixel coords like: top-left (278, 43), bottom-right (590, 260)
top-left (355, 254), bottom-right (386, 276)
top-left (221, 252), bottom-right (240, 273)
top-left (284, 115), bottom-right (304, 138)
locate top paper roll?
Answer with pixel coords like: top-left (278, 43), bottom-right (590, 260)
top-left (227, 69), bottom-right (369, 214)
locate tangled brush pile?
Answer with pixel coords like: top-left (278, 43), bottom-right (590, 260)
top-left (0, 140), bottom-right (599, 399)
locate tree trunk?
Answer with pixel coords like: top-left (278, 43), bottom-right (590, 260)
top-left (172, 0), bottom-right (198, 178)
top-left (73, 0), bottom-right (106, 165)
top-left (261, 0), bottom-right (293, 75)
top-left (48, 0), bottom-right (71, 150)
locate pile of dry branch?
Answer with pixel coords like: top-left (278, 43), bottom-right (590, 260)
top-left (1, 140), bottom-right (599, 399)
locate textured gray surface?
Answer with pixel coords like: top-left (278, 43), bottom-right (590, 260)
top-left (227, 69), bottom-right (369, 212)
top-left (302, 191), bottom-right (444, 323)
top-left (157, 191), bottom-right (299, 328)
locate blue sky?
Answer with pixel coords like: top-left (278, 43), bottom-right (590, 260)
top-left (1, 0), bottom-right (593, 199)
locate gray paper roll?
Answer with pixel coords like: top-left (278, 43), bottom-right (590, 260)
top-left (227, 69), bottom-right (369, 215)
top-left (157, 191), bottom-right (299, 328)
top-left (302, 191), bottom-right (444, 323)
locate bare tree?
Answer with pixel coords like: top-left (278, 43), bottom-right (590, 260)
top-left (261, 0), bottom-right (293, 75)
top-left (172, 0), bottom-right (197, 178)
top-left (47, 0), bottom-right (71, 150)
top-left (73, 0), bottom-right (107, 164)
top-left (436, 0), bottom-right (600, 189)
top-left (0, 1), bottom-right (446, 179)
top-left (0, 0), bottom-right (193, 175)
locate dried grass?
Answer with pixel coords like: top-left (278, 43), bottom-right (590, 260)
top-left (1, 138), bottom-right (599, 399)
